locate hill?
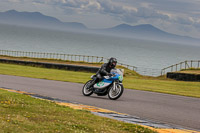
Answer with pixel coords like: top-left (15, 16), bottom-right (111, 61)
top-left (100, 24), bottom-right (200, 45)
top-left (0, 10), bottom-right (199, 45)
top-left (0, 10), bottom-right (86, 30)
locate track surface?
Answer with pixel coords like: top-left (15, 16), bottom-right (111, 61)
top-left (0, 74), bottom-right (200, 130)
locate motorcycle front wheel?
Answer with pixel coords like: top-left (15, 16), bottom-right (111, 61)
top-left (108, 83), bottom-right (124, 100)
top-left (82, 80), bottom-right (93, 96)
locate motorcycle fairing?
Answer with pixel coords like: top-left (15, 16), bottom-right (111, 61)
top-left (93, 74), bottom-right (120, 89)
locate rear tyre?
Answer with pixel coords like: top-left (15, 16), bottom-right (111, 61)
top-left (108, 83), bottom-right (124, 100)
top-left (82, 80), bottom-right (93, 96)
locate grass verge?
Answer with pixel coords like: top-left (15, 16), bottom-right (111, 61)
top-left (0, 89), bottom-right (156, 133)
top-left (0, 63), bottom-right (200, 98)
top-left (180, 68), bottom-right (200, 74)
top-left (0, 55), bottom-right (103, 67)
top-left (0, 55), bottom-right (140, 76)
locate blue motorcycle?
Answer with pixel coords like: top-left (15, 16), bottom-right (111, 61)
top-left (82, 69), bottom-right (124, 100)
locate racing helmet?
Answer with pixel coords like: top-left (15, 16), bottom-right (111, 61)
top-left (108, 57), bottom-right (117, 68)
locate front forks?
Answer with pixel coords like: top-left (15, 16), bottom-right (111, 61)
top-left (113, 81), bottom-right (123, 91)
top-left (113, 81), bottom-right (116, 91)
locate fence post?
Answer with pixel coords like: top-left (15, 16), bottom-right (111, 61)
top-left (78, 55), bottom-right (81, 62)
top-left (70, 55), bottom-right (72, 61)
top-left (180, 62), bottom-right (182, 70)
top-left (17, 51), bottom-right (20, 57)
top-left (56, 53), bottom-right (58, 59)
top-left (7, 50), bottom-right (9, 56)
top-left (191, 60), bottom-right (193, 68)
top-left (63, 54), bottom-right (65, 60)
top-left (83, 55), bottom-right (85, 62)
top-left (185, 61), bottom-right (187, 69)
top-left (161, 69), bottom-right (165, 76)
top-left (96, 57), bottom-right (98, 63)
top-left (176, 64), bottom-right (177, 71)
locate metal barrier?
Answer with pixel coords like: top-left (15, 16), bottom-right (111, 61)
top-left (0, 50), bottom-right (105, 63)
top-left (161, 60), bottom-right (200, 75)
top-left (0, 49), bottom-right (137, 71)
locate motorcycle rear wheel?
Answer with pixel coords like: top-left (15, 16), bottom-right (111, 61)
top-left (82, 80), bottom-right (93, 96)
top-left (108, 84), bottom-right (124, 100)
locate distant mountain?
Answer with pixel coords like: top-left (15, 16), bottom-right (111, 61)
top-left (0, 10), bottom-right (199, 45)
top-left (0, 10), bottom-right (86, 30)
top-left (107, 24), bottom-right (168, 35)
top-left (101, 24), bottom-right (200, 44)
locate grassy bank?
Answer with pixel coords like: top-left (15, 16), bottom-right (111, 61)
top-left (0, 55), bottom-right (103, 67)
top-left (0, 63), bottom-right (200, 98)
top-left (0, 89), bottom-right (155, 133)
top-left (0, 55), bottom-right (140, 76)
top-left (180, 69), bottom-right (200, 74)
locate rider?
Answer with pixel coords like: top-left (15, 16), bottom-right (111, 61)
top-left (89, 57), bottom-right (117, 87)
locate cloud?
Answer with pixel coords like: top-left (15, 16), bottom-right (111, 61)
top-left (1, 0), bottom-right (200, 38)
top-left (59, 0), bottom-right (89, 8)
top-left (172, 16), bottom-right (194, 25)
top-left (60, 0), bottom-right (160, 24)
top-left (137, 7), bottom-right (169, 19)
top-left (97, 0), bottom-right (200, 34)
top-left (94, 1), bottom-right (171, 24)
top-left (2, 0), bottom-right (199, 27)
top-left (97, 0), bottom-right (125, 14)
top-left (194, 20), bottom-right (200, 31)
top-left (7, 0), bottom-right (22, 2)
top-left (26, 0), bottom-right (195, 26)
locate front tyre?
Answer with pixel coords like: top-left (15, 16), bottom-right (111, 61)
top-left (108, 83), bottom-right (124, 100)
top-left (82, 80), bottom-right (93, 96)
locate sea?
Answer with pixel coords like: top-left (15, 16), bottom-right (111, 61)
top-left (0, 23), bottom-right (200, 76)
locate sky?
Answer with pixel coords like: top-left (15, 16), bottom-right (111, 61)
top-left (0, 0), bottom-right (200, 38)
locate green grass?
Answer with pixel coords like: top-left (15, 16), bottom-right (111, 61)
top-left (0, 89), bottom-right (156, 133)
top-left (0, 63), bottom-right (92, 83)
top-left (180, 68), bottom-right (200, 74)
top-left (124, 77), bottom-right (200, 98)
top-left (0, 63), bottom-right (200, 98)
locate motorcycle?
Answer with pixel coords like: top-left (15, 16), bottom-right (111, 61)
top-left (82, 69), bottom-right (124, 100)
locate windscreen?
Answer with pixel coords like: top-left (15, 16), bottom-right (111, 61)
top-left (111, 69), bottom-right (124, 76)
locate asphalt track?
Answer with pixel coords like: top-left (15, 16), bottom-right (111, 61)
top-left (0, 74), bottom-right (200, 131)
